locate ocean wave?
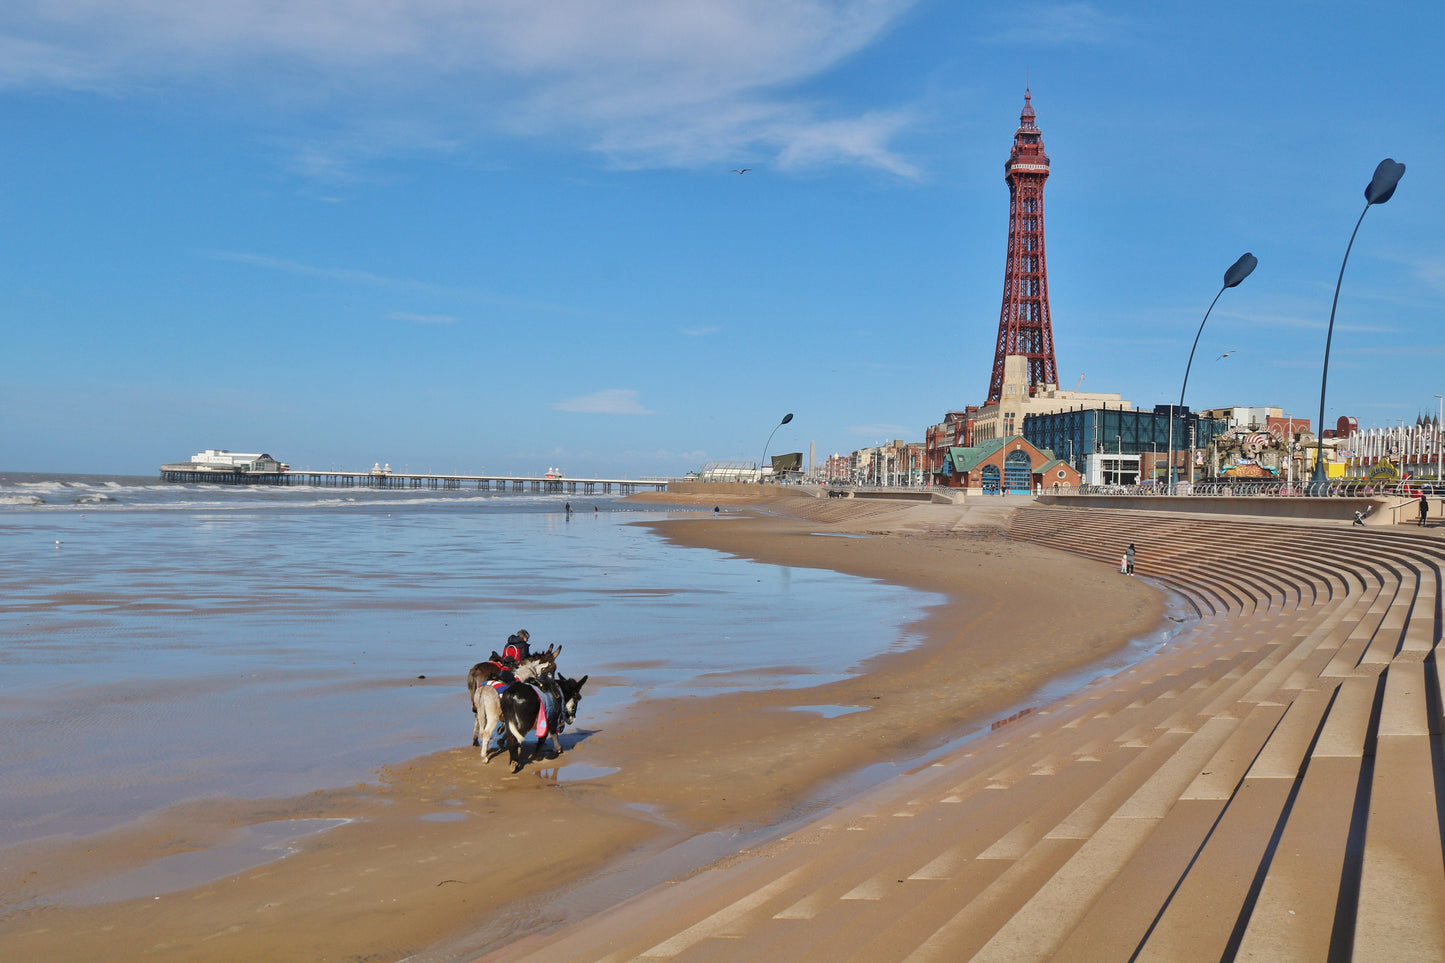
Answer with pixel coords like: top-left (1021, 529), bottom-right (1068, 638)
top-left (6, 482), bottom-right (72, 495)
top-left (2, 474), bottom-right (625, 513)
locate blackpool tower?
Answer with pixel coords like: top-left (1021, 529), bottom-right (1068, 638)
top-left (986, 89), bottom-right (1059, 405)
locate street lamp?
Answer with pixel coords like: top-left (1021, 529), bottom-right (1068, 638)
top-left (760, 412), bottom-right (794, 483)
top-left (1312, 158), bottom-right (1406, 488)
top-left (1169, 251), bottom-right (1258, 494)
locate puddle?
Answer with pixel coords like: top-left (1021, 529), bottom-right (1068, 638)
top-left (790, 704), bottom-right (869, 718)
top-left (534, 764), bottom-right (620, 783)
top-left (54, 818), bottom-right (349, 906)
top-left (809, 532), bottom-right (870, 539)
top-left (420, 811), bottom-right (468, 823)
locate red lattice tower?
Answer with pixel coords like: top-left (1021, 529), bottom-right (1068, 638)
top-left (986, 89), bottom-right (1059, 405)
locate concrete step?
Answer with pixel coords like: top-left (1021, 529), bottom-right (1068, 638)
top-left (1234, 678), bottom-right (1378, 961)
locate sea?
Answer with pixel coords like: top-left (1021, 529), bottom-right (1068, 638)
top-left (0, 473), bottom-right (934, 849)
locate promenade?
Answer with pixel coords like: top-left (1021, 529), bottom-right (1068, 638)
top-left (495, 504), bottom-right (1445, 961)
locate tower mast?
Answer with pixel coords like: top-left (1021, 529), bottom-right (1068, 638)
top-left (987, 89), bottom-right (1059, 405)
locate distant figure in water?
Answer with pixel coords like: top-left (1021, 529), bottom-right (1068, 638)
top-left (714, 506), bottom-right (720, 517)
top-left (594, 505), bottom-right (598, 515)
top-left (565, 501), bottom-right (572, 517)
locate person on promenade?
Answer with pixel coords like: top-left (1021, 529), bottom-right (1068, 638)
top-left (1419, 493), bottom-right (1429, 527)
top-left (1125, 543), bottom-right (1136, 576)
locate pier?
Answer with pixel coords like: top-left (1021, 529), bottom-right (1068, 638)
top-left (158, 466), bottom-right (668, 495)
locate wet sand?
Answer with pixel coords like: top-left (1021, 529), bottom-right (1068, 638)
top-left (0, 491), bottom-right (1161, 962)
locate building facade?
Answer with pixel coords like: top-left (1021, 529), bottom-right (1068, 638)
top-left (938, 435), bottom-right (1081, 493)
top-left (1023, 405), bottom-right (1228, 481)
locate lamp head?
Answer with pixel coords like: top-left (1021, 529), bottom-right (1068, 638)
top-left (1223, 252), bottom-right (1257, 289)
top-left (780, 413), bottom-right (794, 425)
top-left (1365, 158), bottom-right (1405, 205)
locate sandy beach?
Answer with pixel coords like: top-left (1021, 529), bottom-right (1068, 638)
top-left (0, 490), bottom-right (1162, 962)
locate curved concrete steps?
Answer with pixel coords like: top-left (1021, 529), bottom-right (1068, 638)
top-left (491, 507), bottom-right (1445, 962)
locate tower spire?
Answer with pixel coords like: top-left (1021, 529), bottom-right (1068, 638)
top-left (986, 89), bottom-right (1059, 405)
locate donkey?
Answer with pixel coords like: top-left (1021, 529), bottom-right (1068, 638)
top-left (467, 644), bottom-right (562, 711)
top-left (470, 648), bottom-right (560, 750)
top-left (492, 673), bottom-right (587, 773)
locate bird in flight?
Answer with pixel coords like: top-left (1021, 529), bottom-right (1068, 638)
top-left (732, 168), bottom-right (750, 174)
top-left (1215, 350), bottom-right (1236, 361)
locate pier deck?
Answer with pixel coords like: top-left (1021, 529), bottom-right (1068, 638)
top-left (157, 466), bottom-right (668, 494)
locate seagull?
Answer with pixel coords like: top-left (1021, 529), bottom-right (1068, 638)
top-left (1215, 350), bottom-right (1236, 361)
top-left (732, 168), bottom-right (750, 174)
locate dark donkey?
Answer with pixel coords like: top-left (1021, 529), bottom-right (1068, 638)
top-left (494, 672), bottom-right (587, 772)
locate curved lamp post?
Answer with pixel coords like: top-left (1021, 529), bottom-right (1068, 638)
top-left (1311, 158), bottom-right (1406, 488)
top-left (760, 412), bottom-right (794, 482)
top-left (1168, 252), bottom-right (1258, 493)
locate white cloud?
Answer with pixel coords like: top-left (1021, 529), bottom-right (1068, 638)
top-left (0, 1), bottom-right (921, 176)
top-left (552, 389), bottom-right (656, 415)
top-left (682, 325), bottom-right (720, 337)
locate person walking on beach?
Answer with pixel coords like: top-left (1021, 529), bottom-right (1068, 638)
top-left (1419, 492), bottom-right (1429, 527)
top-left (1125, 543), bottom-right (1136, 576)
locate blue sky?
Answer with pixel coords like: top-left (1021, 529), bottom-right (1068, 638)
top-left (3, 1), bottom-right (1443, 477)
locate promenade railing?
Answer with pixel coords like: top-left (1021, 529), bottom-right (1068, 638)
top-left (1055, 480), bottom-right (1432, 498)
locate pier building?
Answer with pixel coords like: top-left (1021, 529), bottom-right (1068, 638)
top-left (158, 449), bottom-right (288, 483)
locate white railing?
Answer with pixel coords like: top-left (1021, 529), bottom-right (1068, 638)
top-left (1054, 480), bottom-right (1432, 498)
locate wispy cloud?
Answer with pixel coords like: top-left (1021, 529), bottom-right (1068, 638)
top-left (208, 250), bottom-right (469, 296)
top-left (1214, 309), bottom-right (1394, 335)
top-left (552, 389), bottom-right (656, 415)
top-left (682, 325), bottom-right (720, 337)
top-left (384, 311), bottom-right (455, 325)
top-left (209, 249), bottom-right (574, 313)
top-left (848, 423), bottom-right (916, 439)
top-left (0, 1), bottom-right (921, 177)
top-left (1351, 344), bottom-right (1445, 356)
top-left (986, 2), bottom-right (1128, 46)
top-left (1381, 253), bottom-right (1445, 297)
